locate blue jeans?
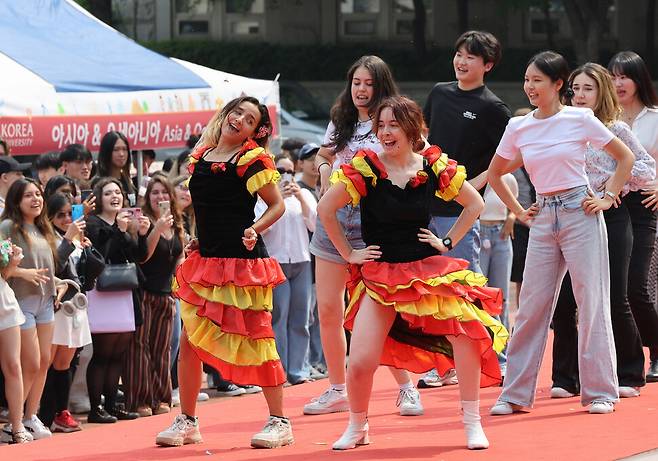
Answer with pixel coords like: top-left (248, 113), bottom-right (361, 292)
top-left (272, 261), bottom-right (313, 383)
top-left (429, 216), bottom-right (481, 273)
top-left (479, 223), bottom-right (513, 369)
top-left (306, 284), bottom-right (325, 368)
top-left (499, 186), bottom-right (618, 407)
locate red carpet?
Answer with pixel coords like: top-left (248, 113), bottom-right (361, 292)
top-left (3, 336), bottom-right (658, 461)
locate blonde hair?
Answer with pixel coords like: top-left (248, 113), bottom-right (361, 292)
top-left (199, 96), bottom-right (272, 149)
top-left (568, 62), bottom-right (621, 127)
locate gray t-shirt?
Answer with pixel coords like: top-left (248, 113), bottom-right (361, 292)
top-left (0, 220), bottom-right (56, 300)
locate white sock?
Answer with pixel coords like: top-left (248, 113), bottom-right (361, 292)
top-left (331, 383), bottom-right (346, 392)
top-left (399, 381), bottom-right (415, 391)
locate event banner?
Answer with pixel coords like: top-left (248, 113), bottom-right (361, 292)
top-left (1, 111), bottom-right (216, 155)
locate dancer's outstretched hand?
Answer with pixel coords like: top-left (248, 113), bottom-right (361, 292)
top-left (347, 245), bottom-right (381, 265)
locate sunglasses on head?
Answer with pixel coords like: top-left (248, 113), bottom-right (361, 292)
top-left (276, 167), bottom-right (294, 175)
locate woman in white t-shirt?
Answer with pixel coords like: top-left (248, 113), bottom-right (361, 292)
top-left (256, 155), bottom-right (317, 385)
top-left (487, 51), bottom-right (634, 415)
top-left (608, 51), bottom-right (658, 382)
top-left (306, 56), bottom-right (423, 416)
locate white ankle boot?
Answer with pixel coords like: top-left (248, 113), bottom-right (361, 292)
top-left (462, 400), bottom-right (489, 450)
top-left (332, 412), bottom-right (370, 450)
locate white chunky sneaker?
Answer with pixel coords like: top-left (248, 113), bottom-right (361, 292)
top-left (417, 369), bottom-right (442, 388)
top-left (250, 416), bottom-right (294, 448)
top-left (155, 414), bottom-right (203, 446)
top-left (332, 421), bottom-right (370, 450)
top-left (23, 415), bottom-right (52, 440)
top-left (489, 401), bottom-right (524, 416)
top-left (550, 387), bottom-right (577, 398)
top-left (438, 368), bottom-right (458, 386)
top-left (397, 388), bottom-right (424, 416)
top-left (618, 386), bottom-right (640, 398)
top-left (303, 388), bottom-right (349, 415)
top-left (589, 401), bottom-right (614, 414)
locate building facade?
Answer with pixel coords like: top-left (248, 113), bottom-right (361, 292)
top-left (114, 0), bottom-right (655, 54)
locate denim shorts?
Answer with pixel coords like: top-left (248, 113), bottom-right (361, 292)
top-left (20, 294), bottom-right (55, 330)
top-left (310, 205), bottom-right (365, 264)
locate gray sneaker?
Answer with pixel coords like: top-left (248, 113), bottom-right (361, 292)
top-left (155, 414), bottom-right (203, 446)
top-left (250, 416), bottom-right (294, 448)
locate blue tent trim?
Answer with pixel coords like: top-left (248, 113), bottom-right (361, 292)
top-left (0, 0), bottom-right (209, 93)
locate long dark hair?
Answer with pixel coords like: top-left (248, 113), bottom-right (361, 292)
top-left (527, 51), bottom-right (571, 101)
top-left (97, 131), bottom-right (136, 195)
top-left (328, 55), bottom-right (398, 153)
top-left (141, 175), bottom-right (183, 243)
top-left (607, 51), bottom-right (658, 109)
top-left (44, 175), bottom-right (76, 200)
top-left (0, 178), bottom-right (57, 257)
top-left (199, 96), bottom-right (272, 149)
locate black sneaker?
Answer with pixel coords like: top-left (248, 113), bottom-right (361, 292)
top-left (87, 405), bottom-right (118, 424)
top-left (216, 381), bottom-right (246, 397)
top-left (107, 405), bottom-right (139, 420)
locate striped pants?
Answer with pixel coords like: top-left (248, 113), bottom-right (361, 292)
top-left (124, 291), bottom-right (176, 410)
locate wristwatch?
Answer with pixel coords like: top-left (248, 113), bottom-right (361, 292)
top-left (442, 237), bottom-right (453, 251)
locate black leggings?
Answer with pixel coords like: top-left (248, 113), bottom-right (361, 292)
top-left (86, 332), bottom-right (132, 409)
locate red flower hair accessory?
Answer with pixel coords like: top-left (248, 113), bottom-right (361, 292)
top-left (254, 125), bottom-right (271, 139)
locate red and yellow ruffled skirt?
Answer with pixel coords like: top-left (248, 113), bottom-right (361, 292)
top-left (172, 251), bottom-right (287, 386)
top-left (346, 255), bottom-right (509, 387)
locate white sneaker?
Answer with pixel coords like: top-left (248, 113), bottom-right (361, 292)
top-left (619, 386), bottom-right (640, 398)
top-left (489, 401), bottom-right (523, 416)
top-left (171, 388), bottom-right (180, 407)
top-left (156, 414), bottom-right (203, 446)
top-left (240, 385), bottom-right (263, 394)
top-left (550, 387), bottom-right (577, 398)
top-left (589, 401), bottom-right (614, 414)
top-left (22, 415), bottom-right (52, 440)
top-left (418, 368), bottom-right (458, 388)
top-left (303, 388), bottom-right (349, 415)
top-left (250, 416), bottom-right (294, 448)
top-left (0, 408), bottom-right (8, 423)
top-left (196, 392), bottom-right (209, 402)
top-left (439, 369), bottom-right (459, 386)
top-left (397, 388), bottom-right (424, 416)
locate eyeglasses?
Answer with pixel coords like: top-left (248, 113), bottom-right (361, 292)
top-left (276, 168), bottom-right (294, 175)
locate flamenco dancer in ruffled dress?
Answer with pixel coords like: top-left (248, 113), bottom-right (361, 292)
top-left (318, 96), bottom-right (508, 450)
top-left (156, 96), bottom-right (293, 449)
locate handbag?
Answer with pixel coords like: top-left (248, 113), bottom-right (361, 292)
top-left (77, 246), bottom-right (106, 292)
top-left (87, 288), bottom-right (135, 333)
top-left (96, 262), bottom-right (139, 291)
top-left (56, 279), bottom-right (88, 329)
top-left (94, 234), bottom-right (139, 292)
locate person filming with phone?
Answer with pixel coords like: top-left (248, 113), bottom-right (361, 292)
top-left (124, 176), bottom-right (183, 417)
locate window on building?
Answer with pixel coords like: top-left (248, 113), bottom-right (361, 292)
top-left (226, 0), bottom-right (265, 14)
top-left (179, 20), bottom-right (209, 34)
top-left (344, 20), bottom-right (377, 35)
top-left (393, 0), bottom-right (432, 14)
top-left (341, 0), bottom-right (381, 14)
top-left (175, 0), bottom-right (209, 15)
top-left (230, 20), bottom-right (261, 35)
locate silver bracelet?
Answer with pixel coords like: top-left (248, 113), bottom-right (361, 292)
top-left (604, 190), bottom-right (616, 200)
